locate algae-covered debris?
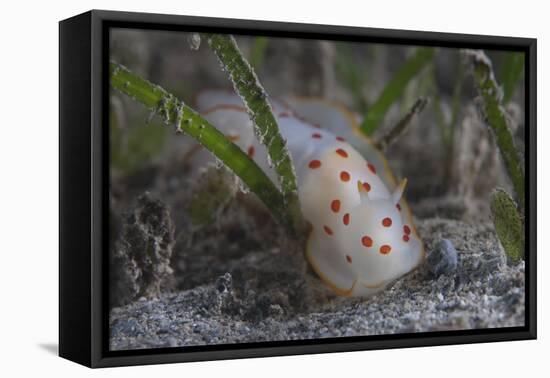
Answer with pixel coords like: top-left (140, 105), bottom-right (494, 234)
top-left (464, 49), bottom-right (526, 265)
top-left (465, 49), bottom-right (525, 211)
top-left (490, 188), bottom-right (525, 265)
top-left (110, 192), bottom-right (175, 307)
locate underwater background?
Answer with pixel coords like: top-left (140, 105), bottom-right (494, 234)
top-left (108, 28), bottom-right (525, 350)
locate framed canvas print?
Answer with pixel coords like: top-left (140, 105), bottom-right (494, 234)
top-left (59, 10), bottom-right (536, 368)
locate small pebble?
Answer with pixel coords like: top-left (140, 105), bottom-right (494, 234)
top-left (427, 238), bottom-right (458, 277)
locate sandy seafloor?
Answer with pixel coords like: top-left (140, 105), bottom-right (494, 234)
top-left (109, 214), bottom-right (525, 351)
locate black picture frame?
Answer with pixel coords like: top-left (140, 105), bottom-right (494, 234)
top-left (59, 9), bottom-right (537, 368)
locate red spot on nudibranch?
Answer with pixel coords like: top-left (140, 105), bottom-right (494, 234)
top-left (279, 112), bottom-right (291, 118)
top-left (346, 255), bottom-right (353, 264)
top-left (312, 133), bottom-right (322, 139)
top-left (340, 171), bottom-right (351, 182)
top-left (335, 148), bottom-right (348, 158)
top-left (323, 225), bottom-right (333, 236)
top-left (309, 160), bottom-right (322, 169)
top-left (362, 236), bottom-right (373, 247)
top-left (343, 213), bottom-right (350, 225)
top-left (403, 235), bottom-right (410, 242)
top-left (227, 134), bottom-right (240, 142)
top-left (362, 182), bottom-right (371, 192)
top-left (336, 136), bottom-right (346, 142)
top-left (367, 163), bottom-right (377, 174)
top-left (396, 203), bottom-right (402, 211)
top-left (330, 200), bottom-right (341, 213)
top-left (404, 225), bottom-right (411, 235)
top-left (382, 217), bottom-right (392, 227)
top-left (380, 245), bottom-right (392, 254)
top-left (247, 146), bottom-right (255, 157)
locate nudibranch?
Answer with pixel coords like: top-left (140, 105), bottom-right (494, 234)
top-left (194, 89), bottom-right (425, 297)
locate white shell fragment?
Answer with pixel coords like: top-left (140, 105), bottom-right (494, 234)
top-left (196, 90), bottom-right (425, 297)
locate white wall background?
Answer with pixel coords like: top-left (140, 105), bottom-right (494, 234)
top-left (0, 0), bottom-right (546, 376)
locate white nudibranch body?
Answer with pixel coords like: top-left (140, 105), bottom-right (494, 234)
top-left (195, 90), bottom-right (425, 297)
